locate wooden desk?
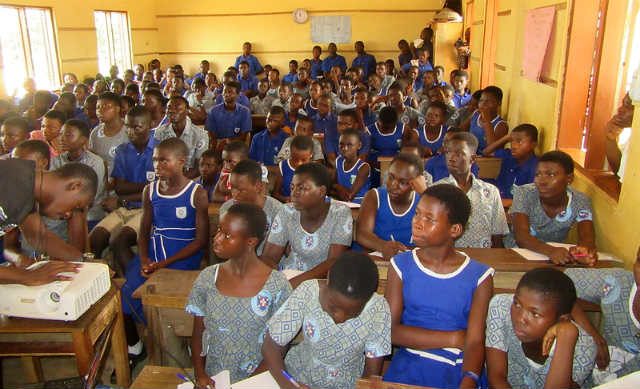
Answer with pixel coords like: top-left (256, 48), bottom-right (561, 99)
top-left (476, 156), bottom-right (502, 179)
top-left (133, 269), bottom-right (200, 366)
top-left (357, 375), bottom-right (433, 388)
top-left (378, 156), bottom-right (393, 187)
top-left (131, 365), bottom-right (191, 389)
top-left (0, 286), bottom-right (130, 387)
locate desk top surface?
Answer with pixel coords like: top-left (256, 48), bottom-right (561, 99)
top-left (131, 365), bottom-right (191, 389)
top-left (0, 286), bottom-right (117, 333)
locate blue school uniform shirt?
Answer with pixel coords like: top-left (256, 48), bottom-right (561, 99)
top-left (321, 54), bottom-right (347, 73)
top-left (195, 174), bottom-right (218, 202)
top-left (312, 113), bottom-right (338, 156)
top-left (237, 74), bottom-right (259, 93)
top-left (417, 124), bottom-right (447, 155)
top-left (111, 136), bottom-right (157, 209)
top-left (373, 188), bottom-right (419, 246)
top-left (282, 72), bottom-right (299, 84)
top-left (336, 156), bottom-right (370, 203)
top-left (368, 121), bottom-right (405, 158)
top-left (278, 159), bottom-right (296, 197)
top-left (249, 129), bottom-right (289, 166)
top-left (493, 149), bottom-right (538, 199)
top-left (401, 61), bottom-right (434, 75)
top-left (310, 59), bottom-right (323, 79)
top-left (469, 110), bottom-right (506, 154)
top-left (361, 108), bottom-right (378, 129)
top-left (352, 53), bottom-right (377, 78)
top-left (304, 99), bottom-right (318, 117)
top-left (452, 90), bottom-right (472, 108)
top-left (384, 249), bottom-right (494, 388)
top-left (234, 54), bottom-right (263, 75)
top-left (206, 103), bottom-right (252, 139)
top-left (425, 154), bottom-right (479, 182)
top-left (214, 93), bottom-right (250, 108)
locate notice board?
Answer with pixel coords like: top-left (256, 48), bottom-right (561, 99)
top-left (310, 16), bottom-right (351, 44)
top-left (522, 6), bottom-right (556, 82)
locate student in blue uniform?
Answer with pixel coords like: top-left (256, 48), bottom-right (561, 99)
top-left (206, 81), bottom-right (252, 151)
top-left (333, 129), bottom-right (370, 204)
top-left (273, 135), bottom-right (314, 203)
top-left (483, 123), bottom-right (539, 203)
top-left (234, 42), bottom-right (263, 75)
top-left (462, 85), bottom-right (508, 154)
top-left (310, 45), bottom-right (324, 80)
top-left (368, 106), bottom-right (417, 161)
top-left (194, 149), bottom-right (220, 202)
top-left (356, 153), bottom-right (422, 259)
top-left (425, 128), bottom-right (479, 182)
top-left (120, 137), bottom-right (209, 366)
top-left (417, 101), bottom-right (448, 157)
top-left (321, 42), bottom-right (347, 76)
top-left (304, 81), bottom-right (322, 118)
top-left (248, 106), bottom-right (289, 166)
top-left (451, 70), bottom-right (472, 108)
top-left (384, 184), bottom-right (493, 388)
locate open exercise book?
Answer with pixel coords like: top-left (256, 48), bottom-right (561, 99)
top-left (512, 242), bottom-right (622, 262)
top-left (177, 370), bottom-right (279, 389)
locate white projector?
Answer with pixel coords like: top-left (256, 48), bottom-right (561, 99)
top-left (0, 261), bottom-right (111, 321)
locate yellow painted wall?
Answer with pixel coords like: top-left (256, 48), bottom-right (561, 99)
top-left (154, 0), bottom-right (441, 77)
top-left (0, 0), bottom-right (158, 97)
top-left (469, 0), bottom-right (640, 267)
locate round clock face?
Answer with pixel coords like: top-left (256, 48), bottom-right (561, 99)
top-left (293, 8), bottom-right (308, 24)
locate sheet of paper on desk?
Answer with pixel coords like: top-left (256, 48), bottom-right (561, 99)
top-left (333, 200), bottom-right (361, 209)
top-left (177, 370), bottom-right (230, 389)
top-left (282, 269), bottom-right (303, 280)
top-left (594, 371), bottom-right (640, 388)
top-left (233, 371), bottom-right (279, 388)
top-left (513, 243), bottom-right (622, 262)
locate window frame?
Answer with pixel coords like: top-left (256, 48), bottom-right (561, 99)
top-left (93, 9), bottom-right (133, 77)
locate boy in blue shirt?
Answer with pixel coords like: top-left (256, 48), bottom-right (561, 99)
top-left (89, 105), bottom-right (157, 274)
top-left (352, 41), bottom-right (377, 79)
top-left (310, 45), bottom-right (324, 80)
top-left (249, 106), bottom-right (289, 166)
top-left (321, 42), bottom-right (347, 77)
top-left (206, 81), bottom-right (252, 152)
top-left (312, 95), bottom-right (337, 161)
top-left (483, 123), bottom-right (539, 205)
top-left (451, 70), bottom-right (472, 108)
top-left (234, 42), bottom-right (262, 75)
top-left (401, 48), bottom-right (433, 75)
top-left (237, 61), bottom-right (259, 98)
top-left (283, 60), bottom-right (299, 84)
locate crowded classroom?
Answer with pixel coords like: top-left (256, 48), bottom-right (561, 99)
top-left (0, 0), bottom-right (640, 388)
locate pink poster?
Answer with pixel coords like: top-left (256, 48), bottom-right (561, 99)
top-left (522, 6), bottom-right (556, 82)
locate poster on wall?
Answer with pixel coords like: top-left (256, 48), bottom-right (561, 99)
top-left (522, 6), bottom-right (556, 82)
top-left (311, 16), bottom-right (351, 43)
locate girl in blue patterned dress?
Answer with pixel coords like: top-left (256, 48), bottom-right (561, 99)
top-left (417, 101), bottom-right (448, 157)
top-left (186, 203), bottom-right (292, 386)
top-left (383, 184), bottom-right (494, 388)
top-left (333, 129), bottom-right (370, 204)
top-left (262, 251), bottom-right (391, 389)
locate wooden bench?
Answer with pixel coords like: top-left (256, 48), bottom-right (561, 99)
top-left (357, 375), bottom-right (434, 388)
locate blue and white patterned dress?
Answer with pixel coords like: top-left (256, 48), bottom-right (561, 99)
top-left (267, 279), bottom-right (391, 389)
top-left (186, 264), bottom-right (292, 383)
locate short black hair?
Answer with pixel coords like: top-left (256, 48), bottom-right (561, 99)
top-left (482, 85), bottom-right (503, 105)
top-left (226, 203), bottom-right (268, 245)
top-left (353, 86), bottom-right (370, 96)
top-left (59, 92), bottom-right (76, 106)
top-left (337, 108), bottom-right (358, 122)
top-left (126, 104), bottom-right (151, 121)
top-left (472, 90), bottom-right (483, 100)
top-left (143, 88), bottom-right (165, 104)
top-left (64, 119), bottom-right (90, 138)
top-left (517, 268), bottom-right (577, 316)
top-left (34, 90), bottom-right (53, 105)
top-left (328, 251), bottom-right (379, 301)
top-left (294, 162), bottom-right (331, 191)
top-left (512, 123), bottom-right (539, 142)
top-left (200, 149), bottom-right (221, 163)
top-left (378, 106), bottom-right (398, 126)
top-left (442, 84), bottom-right (455, 94)
top-left (169, 95), bottom-right (189, 108)
top-left (192, 77), bottom-right (206, 88)
top-left (84, 94), bottom-right (98, 107)
top-left (125, 83), bottom-right (140, 94)
top-left (340, 128), bottom-right (361, 141)
top-left (223, 140), bottom-right (249, 156)
top-left (120, 95), bottom-right (136, 113)
top-left (448, 132), bottom-right (479, 154)
top-left (427, 101), bottom-right (448, 116)
top-left (2, 117), bottom-right (29, 133)
top-left (296, 115), bottom-right (313, 128)
top-left (157, 137), bottom-right (189, 159)
top-left (424, 184), bottom-right (472, 228)
top-left (111, 78), bottom-right (125, 89)
top-left (231, 159), bottom-right (262, 183)
top-left (386, 81), bottom-right (403, 94)
top-left (290, 135), bottom-right (314, 152)
top-left (434, 65), bottom-right (444, 73)
top-left (14, 139), bottom-right (50, 161)
top-left (98, 91), bottom-right (121, 106)
top-left (269, 105), bottom-right (285, 116)
top-left (53, 162), bottom-right (98, 198)
top-left (390, 152), bottom-right (424, 176)
top-left (539, 150), bottom-right (574, 175)
top-left (239, 60), bottom-right (250, 67)
top-left (289, 59), bottom-right (298, 66)
top-left (74, 83), bottom-right (88, 93)
top-left (453, 70), bottom-right (469, 79)
top-left (43, 109), bottom-right (67, 125)
top-left (224, 81), bottom-right (241, 94)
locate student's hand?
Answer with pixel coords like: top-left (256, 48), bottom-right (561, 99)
top-left (569, 246), bottom-right (598, 266)
top-left (548, 247), bottom-right (572, 265)
top-left (101, 196), bottom-right (119, 212)
top-left (380, 240), bottom-right (408, 260)
top-left (542, 320), bottom-right (578, 357)
top-left (141, 261), bottom-right (159, 278)
top-left (23, 261), bottom-right (82, 286)
top-left (194, 373), bottom-right (215, 389)
top-left (410, 175), bottom-right (428, 195)
top-left (592, 333), bottom-right (610, 370)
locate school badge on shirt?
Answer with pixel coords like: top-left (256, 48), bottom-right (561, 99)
top-left (251, 290), bottom-right (272, 317)
top-left (175, 206), bottom-right (187, 219)
top-left (146, 171), bottom-right (156, 181)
